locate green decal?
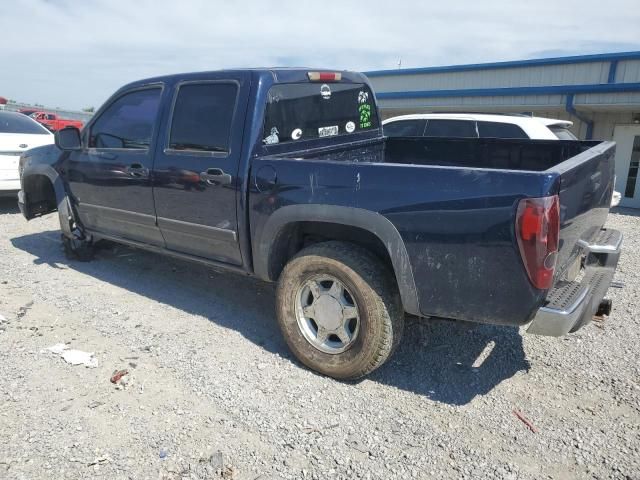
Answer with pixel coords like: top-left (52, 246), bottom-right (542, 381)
top-left (359, 103), bottom-right (372, 129)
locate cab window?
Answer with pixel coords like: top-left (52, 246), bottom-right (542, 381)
top-left (169, 82), bottom-right (238, 153)
top-left (89, 88), bottom-right (161, 149)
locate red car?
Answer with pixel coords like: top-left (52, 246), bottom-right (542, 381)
top-left (18, 108), bottom-right (41, 117)
top-left (29, 111), bottom-right (83, 132)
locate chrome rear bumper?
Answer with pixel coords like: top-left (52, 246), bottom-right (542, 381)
top-left (527, 228), bottom-right (622, 337)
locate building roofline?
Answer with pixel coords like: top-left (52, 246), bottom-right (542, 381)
top-left (364, 51), bottom-right (640, 77)
top-left (375, 82), bottom-right (640, 100)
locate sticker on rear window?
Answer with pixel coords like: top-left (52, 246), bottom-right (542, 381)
top-left (318, 126), bottom-right (339, 137)
top-left (291, 128), bottom-right (302, 140)
top-left (359, 103), bottom-right (372, 129)
top-left (320, 84), bottom-right (332, 100)
top-left (263, 127), bottom-right (280, 145)
top-left (357, 90), bottom-right (372, 128)
top-left (345, 121), bottom-right (356, 133)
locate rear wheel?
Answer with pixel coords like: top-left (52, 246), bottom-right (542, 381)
top-left (276, 241), bottom-right (404, 380)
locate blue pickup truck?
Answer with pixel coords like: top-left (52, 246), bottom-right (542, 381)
top-left (17, 69), bottom-right (622, 379)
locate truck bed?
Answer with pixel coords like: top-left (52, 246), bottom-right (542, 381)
top-left (252, 137), bottom-right (616, 324)
top-left (273, 136), bottom-right (600, 171)
top-left (384, 136), bottom-right (599, 171)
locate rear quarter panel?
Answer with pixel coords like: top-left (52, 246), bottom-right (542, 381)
top-left (250, 157), bottom-right (560, 325)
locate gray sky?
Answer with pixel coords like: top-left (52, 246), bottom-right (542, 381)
top-left (2, 0), bottom-right (639, 110)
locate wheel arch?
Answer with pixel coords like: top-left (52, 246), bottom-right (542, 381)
top-left (20, 164), bottom-right (67, 220)
top-left (255, 204), bottom-right (420, 316)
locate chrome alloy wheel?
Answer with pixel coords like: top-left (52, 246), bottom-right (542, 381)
top-left (296, 275), bottom-right (360, 354)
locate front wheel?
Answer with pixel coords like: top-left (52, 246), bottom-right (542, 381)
top-left (58, 196), bottom-right (94, 262)
top-left (61, 234), bottom-right (94, 261)
top-left (276, 241), bottom-right (404, 380)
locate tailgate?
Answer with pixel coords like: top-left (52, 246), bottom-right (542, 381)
top-left (552, 141), bottom-right (616, 281)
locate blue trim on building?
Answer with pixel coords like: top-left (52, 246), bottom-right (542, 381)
top-left (375, 82), bottom-right (640, 100)
top-left (565, 94), bottom-right (594, 140)
top-left (365, 51), bottom-right (640, 78)
top-left (608, 60), bottom-right (619, 83)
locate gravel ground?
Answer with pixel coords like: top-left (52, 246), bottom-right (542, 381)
top-left (0, 197), bottom-right (638, 480)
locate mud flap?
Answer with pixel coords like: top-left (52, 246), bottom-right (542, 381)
top-left (57, 195), bottom-right (75, 238)
top-left (58, 195), bottom-right (91, 243)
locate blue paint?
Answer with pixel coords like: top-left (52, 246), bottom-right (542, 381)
top-left (608, 60), bottom-right (619, 83)
top-left (565, 93), bottom-right (594, 140)
top-left (249, 136), bottom-right (613, 324)
top-left (375, 82), bottom-right (640, 100)
top-left (365, 51), bottom-right (640, 77)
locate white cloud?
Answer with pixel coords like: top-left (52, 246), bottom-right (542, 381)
top-left (2, 0), bottom-right (639, 109)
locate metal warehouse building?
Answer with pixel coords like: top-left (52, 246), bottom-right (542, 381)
top-left (366, 51), bottom-right (640, 208)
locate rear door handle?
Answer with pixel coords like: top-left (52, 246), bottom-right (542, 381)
top-left (126, 163), bottom-right (149, 178)
top-left (200, 168), bottom-right (232, 185)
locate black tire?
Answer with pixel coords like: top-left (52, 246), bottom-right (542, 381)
top-left (62, 234), bottom-right (94, 261)
top-left (276, 241), bottom-right (404, 380)
top-left (58, 197), bottom-right (94, 262)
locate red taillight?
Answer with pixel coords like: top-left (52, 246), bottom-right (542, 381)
top-left (307, 71), bottom-right (342, 82)
top-left (515, 195), bottom-right (560, 290)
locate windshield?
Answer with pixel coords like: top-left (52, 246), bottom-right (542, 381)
top-left (550, 126), bottom-right (578, 140)
top-left (263, 82), bottom-right (379, 145)
top-left (0, 112), bottom-right (50, 135)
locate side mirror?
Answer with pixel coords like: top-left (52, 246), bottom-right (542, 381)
top-left (55, 127), bottom-right (82, 151)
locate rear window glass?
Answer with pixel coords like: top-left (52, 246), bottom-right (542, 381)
top-left (477, 121), bottom-right (528, 139)
top-left (263, 83), bottom-right (379, 145)
top-left (549, 126), bottom-right (577, 140)
top-left (424, 119), bottom-right (477, 138)
top-left (0, 112), bottom-right (50, 135)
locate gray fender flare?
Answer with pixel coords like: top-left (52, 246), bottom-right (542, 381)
top-left (255, 204), bottom-right (420, 316)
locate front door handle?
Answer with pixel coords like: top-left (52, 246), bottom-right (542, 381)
top-left (126, 163), bottom-right (149, 178)
top-left (200, 168), bottom-right (232, 185)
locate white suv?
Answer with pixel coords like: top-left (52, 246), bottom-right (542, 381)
top-left (382, 113), bottom-right (578, 141)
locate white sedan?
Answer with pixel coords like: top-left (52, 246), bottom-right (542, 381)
top-left (0, 111), bottom-right (54, 196)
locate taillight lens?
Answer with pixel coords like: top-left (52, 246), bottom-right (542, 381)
top-left (515, 195), bottom-right (560, 290)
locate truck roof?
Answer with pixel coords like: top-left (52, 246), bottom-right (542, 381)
top-left (118, 69), bottom-right (369, 92)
